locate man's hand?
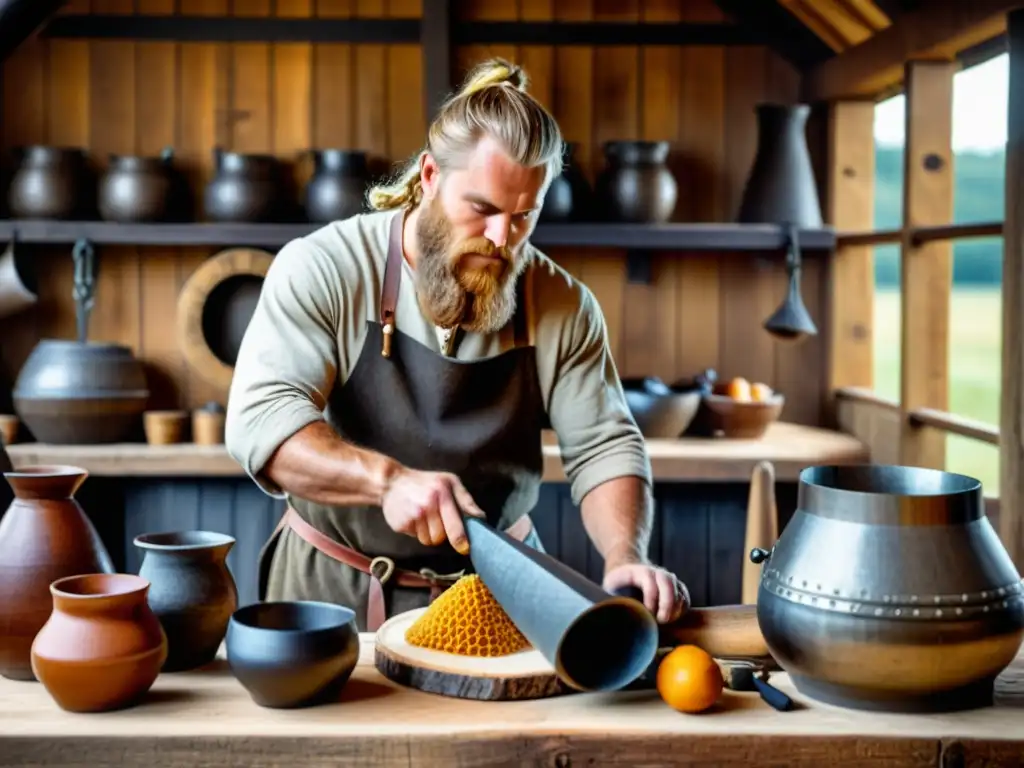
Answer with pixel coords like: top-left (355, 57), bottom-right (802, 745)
top-left (381, 467), bottom-right (486, 554)
top-left (603, 562), bottom-right (689, 624)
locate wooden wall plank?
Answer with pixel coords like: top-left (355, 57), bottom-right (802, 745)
top-left (900, 60), bottom-right (954, 469)
top-left (178, 0), bottom-right (230, 411)
top-left (387, 0), bottom-right (425, 166)
top-left (355, 0), bottom-right (388, 169)
top-left (625, 0), bottom-right (681, 383)
top-left (136, 0), bottom-right (182, 410)
top-left (675, 0), bottom-right (725, 381)
top-left (88, 0), bottom-right (141, 364)
top-left (0, 0), bottom-right (834, 429)
top-left (312, 1), bottom-right (355, 151)
top-left (274, 0), bottom-right (314, 199)
top-left (584, 0), bottom-right (634, 364)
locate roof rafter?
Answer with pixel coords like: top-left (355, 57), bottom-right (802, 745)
top-left (802, 0), bottom-right (1019, 101)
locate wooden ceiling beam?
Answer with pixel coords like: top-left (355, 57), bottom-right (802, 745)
top-left (802, 0), bottom-right (1021, 102)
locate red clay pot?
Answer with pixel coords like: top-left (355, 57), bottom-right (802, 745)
top-left (0, 465), bottom-right (115, 681)
top-left (31, 573), bottom-right (168, 712)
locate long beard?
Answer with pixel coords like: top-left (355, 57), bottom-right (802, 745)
top-left (413, 196), bottom-right (527, 335)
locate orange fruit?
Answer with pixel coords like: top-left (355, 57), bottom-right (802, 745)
top-left (725, 377), bottom-right (752, 402)
top-left (656, 645), bottom-right (724, 714)
top-left (750, 382), bottom-right (773, 402)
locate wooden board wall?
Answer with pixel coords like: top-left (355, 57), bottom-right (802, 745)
top-left (0, 0), bottom-right (830, 429)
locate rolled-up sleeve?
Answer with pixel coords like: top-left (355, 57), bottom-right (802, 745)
top-left (545, 283), bottom-right (652, 506)
top-left (225, 239), bottom-right (342, 497)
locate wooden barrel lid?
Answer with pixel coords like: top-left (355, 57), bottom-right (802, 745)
top-left (177, 247), bottom-right (275, 391)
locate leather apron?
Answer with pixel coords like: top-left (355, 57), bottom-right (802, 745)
top-left (256, 210), bottom-right (550, 631)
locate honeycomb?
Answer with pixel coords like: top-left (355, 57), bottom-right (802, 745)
top-left (405, 574), bottom-right (531, 657)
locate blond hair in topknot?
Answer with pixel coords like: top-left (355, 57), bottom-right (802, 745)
top-left (367, 57), bottom-right (564, 211)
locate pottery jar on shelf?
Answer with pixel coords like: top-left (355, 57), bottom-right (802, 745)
top-left (134, 530), bottom-right (238, 672)
top-left (539, 142), bottom-right (594, 223)
top-left (31, 573), bottom-right (167, 712)
top-left (13, 339), bottom-right (150, 445)
top-left (0, 465), bottom-right (115, 681)
top-left (594, 140), bottom-right (677, 223)
top-left (304, 149), bottom-right (370, 223)
top-left (203, 148), bottom-right (286, 223)
top-left (7, 146), bottom-right (93, 220)
top-left (98, 147), bottom-right (181, 223)
top-left (737, 103), bottom-right (823, 227)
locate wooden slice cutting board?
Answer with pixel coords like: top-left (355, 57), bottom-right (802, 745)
top-left (373, 607), bottom-right (575, 701)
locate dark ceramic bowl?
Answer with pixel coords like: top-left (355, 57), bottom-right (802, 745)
top-left (621, 377), bottom-right (701, 438)
top-left (226, 601), bottom-right (359, 709)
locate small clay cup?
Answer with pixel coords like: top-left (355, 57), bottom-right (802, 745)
top-left (0, 414), bottom-right (19, 446)
top-left (144, 410), bottom-right (188, 445)
top-left (192, 406), bottom-right (225, 446)
top-left (31, 573), bottom-right (168, 712)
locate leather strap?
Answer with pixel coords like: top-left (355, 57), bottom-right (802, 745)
top-left (278, 507), bottom-right (534, 631)
top-left (380, 211), bottom-right (405, 329)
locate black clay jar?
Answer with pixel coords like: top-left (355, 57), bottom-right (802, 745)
top-left (540, 142), bottom-right (593, 222)
top-left (304, 149), bottom-right (369, 223)
top-left (204, 148), bottom-right (285, 223)
top-left (595, 140), bottom-right (677, 223)
top-left (8, 146), bottom-right (92, 220)
top-left (226, 601), bottom-right (359, 708)
top-left (99, 147), bottom-right (179, 223)
top-left (737, 103), bottom-right (823, 227)
top-left (134, 530), bottom-right (238, 672)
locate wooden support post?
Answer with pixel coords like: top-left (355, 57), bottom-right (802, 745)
top-left (421, 0), bottom-right (451, 126)
top-left (826, 100), bottom-right (876, 426)
top-left (900, 60), bottom-right (954, 469)
top-left (1000, 8), bottom-right (1024, 568)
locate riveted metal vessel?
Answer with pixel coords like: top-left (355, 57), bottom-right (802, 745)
top-left (751, 464), bottom-right (1024, 713)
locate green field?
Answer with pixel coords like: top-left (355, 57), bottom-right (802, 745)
top-left (873, 286), bottom-right (1002, 494)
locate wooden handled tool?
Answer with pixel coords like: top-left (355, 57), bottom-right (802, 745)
top-left (611, 587), bottom-right (768, 659)
top-left (742, 461), bottom-right (778, 604)
top-left (662, 604), bottom-right (768, 659)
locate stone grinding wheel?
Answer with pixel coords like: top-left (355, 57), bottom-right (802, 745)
top-left (177, 247), bottom-right (275, 391)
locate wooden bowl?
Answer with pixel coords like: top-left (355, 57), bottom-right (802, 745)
top-left (702, 393), bottom-right (784, 439)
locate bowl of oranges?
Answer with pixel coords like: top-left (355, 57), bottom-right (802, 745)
top-left (702, 376), bottom-right (784, 439)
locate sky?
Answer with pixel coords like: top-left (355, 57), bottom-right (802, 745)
top-left (874, 53), bottom-right (1008, 152)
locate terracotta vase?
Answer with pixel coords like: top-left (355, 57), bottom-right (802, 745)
top-left (0, 465), bottom-right (115, 681)
top-left (31, 573), bottom-right (168, 712)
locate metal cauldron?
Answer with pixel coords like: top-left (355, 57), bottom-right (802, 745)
top-left (751, 464), bottom-right (1024, 713)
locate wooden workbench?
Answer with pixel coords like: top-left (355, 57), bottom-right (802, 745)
top-left (7, 422), bottom-right (869, 482)
top-left (0, 636), bottom-right (1020, 767)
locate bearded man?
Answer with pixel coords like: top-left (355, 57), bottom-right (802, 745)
top-left (225, 58), bottom-right (690, 632)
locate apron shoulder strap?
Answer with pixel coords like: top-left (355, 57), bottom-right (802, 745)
top-left (379, 211), bottom-right (406, 357)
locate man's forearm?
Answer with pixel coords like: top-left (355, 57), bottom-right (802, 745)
top-left (579, 475), bottom-right (654, 572)
top-left (262, 421), bottom-right (402, 506)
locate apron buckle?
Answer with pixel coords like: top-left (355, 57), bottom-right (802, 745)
top-left (369, 556), bottom-right (396, 585)
top-left (418, 567), bottom-right (466, 587)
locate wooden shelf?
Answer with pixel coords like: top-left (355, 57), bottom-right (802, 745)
top-left (7, 423), bottom-right (868, 483)
top-left (0, 220), bottom-right (837, 252)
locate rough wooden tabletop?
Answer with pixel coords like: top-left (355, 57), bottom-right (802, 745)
top-left (0, 636), bottom-right (1020, 767)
